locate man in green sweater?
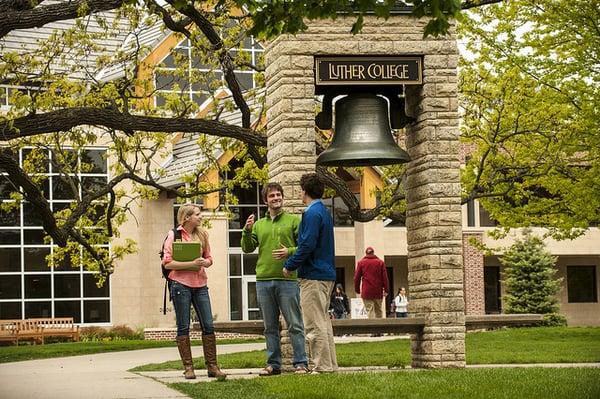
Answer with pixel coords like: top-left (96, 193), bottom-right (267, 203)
top-left (241, 182), bottom-right (308, 375)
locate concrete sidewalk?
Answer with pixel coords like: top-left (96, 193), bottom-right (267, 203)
top-left (1, 335), bottom-right (598, 399)
top-left (0, 342), bottom-right (264, 399)
top-left (0, 335), bottom-right (398, 399)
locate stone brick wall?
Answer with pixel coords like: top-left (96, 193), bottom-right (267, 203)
top-left (403, 26), bottom-right (465, 368)
top-left (463, 233), bottom-right (485, 315)
top-left (265, 15), bottom-right (465, 368)
top-left (144, 328), bottom-right (261, 341)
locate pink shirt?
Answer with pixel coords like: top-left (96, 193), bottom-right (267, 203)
top-left (162, 226), bottom-right (213, 288)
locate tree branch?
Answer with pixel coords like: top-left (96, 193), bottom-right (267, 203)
top-left (0, 107), bottom-right (266, 146)
top-left (461, 0), bottom-right (503, 10)
top-left (0, 0), bottom-right (124, 38)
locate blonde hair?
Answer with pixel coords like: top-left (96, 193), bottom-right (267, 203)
top-left (177, 204), bottom-right (208, 248)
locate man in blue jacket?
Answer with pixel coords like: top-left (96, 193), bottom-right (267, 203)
top-left (283, 173), bottom-right (338, 373)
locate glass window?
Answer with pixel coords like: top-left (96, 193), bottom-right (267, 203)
top-left (236, 183), bottom-right (260, 204)
top-left (80, 150), bottom-right (107, 174)
top-left (228, 206), bottom-right (256, 229)
top-left (23, 203), bottom-right (44, 226)
top-left (52, 177), bottom-right (78, 200)
top-left (54, 274), bottom-right (81, 298)
top-left (83, 274), bottom-right (109, 297)
top-left (81, 176), bottom-right (107, 196)
top-left (23, 229), bottom-right (45, 245)
top-left (247, 281), bottom-right (257, 309)
top-left (55, 300), bottom-right (81, 323)
top-left (248, 309), bottom-right (261, 320)
top-left (84, 300), bottom-right (110, 322)
top-left (0, 301), bottom-right (21, 319)
top-left (24, 275), bottom-right (51, 298)
top-left (7, 147), bottom-right (109, 324)
top-left (479, 203), bottom-right (497, 227)
top-left (0, 86), bottom-right (7, 106)
top-left (228, 231), bottom-right (241, 248)
top-left (25, 301), bottom-right (51, 318)
top-left (229, 254), bottom-right (241, 276)
top-left (0, 229), bottom-right (20, 244)
top-left (24, 247), bottom-right (51, 272)
top-left (567, 266), bottom-right (598, 303)
top-left (0, 176), bottom-right (15, 199)
top-left (0, 275), bottom-right (21, 299)
top-left (0, 206), bottom-right (19, 226)
top-left (0, 248), bottom-right (20, 272)
top-left (229, 278), bottom-right (242, 320)
top-left (467, 200), bottom-right (476, 227)
top-left (242, 253), bottom-right (257, 275)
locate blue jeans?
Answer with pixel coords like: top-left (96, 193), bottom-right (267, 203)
top-left (256, 280), bottom-right (307, 369)
top-left (170, 281), bottom-right (214, 336)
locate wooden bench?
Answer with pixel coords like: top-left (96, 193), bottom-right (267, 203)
top-left (0, 319), bottom-right (44, 345)
top-left (29, 318), bottom-right (80, 343)
top-left (0, 318), bottom-right (79, 345)
top-left (0, 320), bottom-right (21, 345)
top-left (211, 314), bottom-right (543, 336)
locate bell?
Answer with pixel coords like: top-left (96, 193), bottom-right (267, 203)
top-left (316, 93), bottom-right (411, 167)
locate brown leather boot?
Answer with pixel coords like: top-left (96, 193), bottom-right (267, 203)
top-left (202, 333), bottom-right (227, 378)
top-left (176, 335), bottom-right (196, 379)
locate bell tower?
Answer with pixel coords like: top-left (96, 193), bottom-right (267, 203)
top-left (265, 11), bottom-right (465, 368)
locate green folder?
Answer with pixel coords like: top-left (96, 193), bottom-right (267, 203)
top-left (172, 241), bottom-right (202, 262)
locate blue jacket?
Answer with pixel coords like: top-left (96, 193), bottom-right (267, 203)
top-left (284, 199), bottom-right (336, 281)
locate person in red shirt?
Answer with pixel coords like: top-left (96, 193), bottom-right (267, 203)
top-left (354, 247), bottom-right (389, 319)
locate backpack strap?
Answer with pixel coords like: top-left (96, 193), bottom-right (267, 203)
top-left (162, 228), bottom-right (182, 315)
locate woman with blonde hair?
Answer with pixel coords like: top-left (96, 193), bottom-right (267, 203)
top-left (161, 204), bottom-right (226, 379)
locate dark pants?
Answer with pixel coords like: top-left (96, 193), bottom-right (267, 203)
top-left (171, 281), bottom-right (214, 336)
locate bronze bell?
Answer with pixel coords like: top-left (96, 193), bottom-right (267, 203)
top-left (316, 93), bottom-right (411, 167)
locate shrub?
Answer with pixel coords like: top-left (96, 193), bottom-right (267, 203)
top-left (80, 325), bottom-right (143, 341)
top-left (108, 325), bottom-right (143, 340)
top-left (501, 230), bottom-right (562, 316)
top-left (80, 326), bottom-right (109, 342)
top-left (542, 313), bottom-right (568, 327)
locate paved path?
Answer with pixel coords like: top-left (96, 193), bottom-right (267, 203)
top-left (1, 335), bottom-right (599, 399)
top-left (0, 342), bottom-right (264, 399)
top-left (0, 336), bottom-right (396, 399)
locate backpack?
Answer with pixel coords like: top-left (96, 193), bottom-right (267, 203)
top-left (159, 228), bottom-right (181, 315)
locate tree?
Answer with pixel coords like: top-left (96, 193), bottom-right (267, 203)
top-left (5, 1), bottom-right (462, 275)
top-left (2, 0), bottom-right (591, 278)
top-left (500, 230), bottom-right (564, 324)
top-left (459, 0), bottom-right (600, 239)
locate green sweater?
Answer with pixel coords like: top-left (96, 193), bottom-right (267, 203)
top-left (241, 211), bottom-right (300, 280)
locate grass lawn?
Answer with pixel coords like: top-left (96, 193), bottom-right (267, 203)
top-left (0, 338), bottom-right (263, 364)
top-left (131, 327), bottom-right (600, 372)
top-left (169, 368), bottom-right (600, 399)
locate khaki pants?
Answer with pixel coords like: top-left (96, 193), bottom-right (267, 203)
top-left (299, 279), bottom-right (338, 372)
top-left (363, 298), bottom-right (384, 319)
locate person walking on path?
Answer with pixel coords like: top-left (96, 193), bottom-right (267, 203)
top-left (241, 182), bottom-right (309, 376)
top-left (394, 287), bottom-right (409, 318)
top-left (354, 246), bottom-right (389, 319)
top-left (161, 203), bottom-right (226, 380)
top-left (330, 283), bottom-right (350, 319)
top-left (283, 173), bottom-right (338, 374)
